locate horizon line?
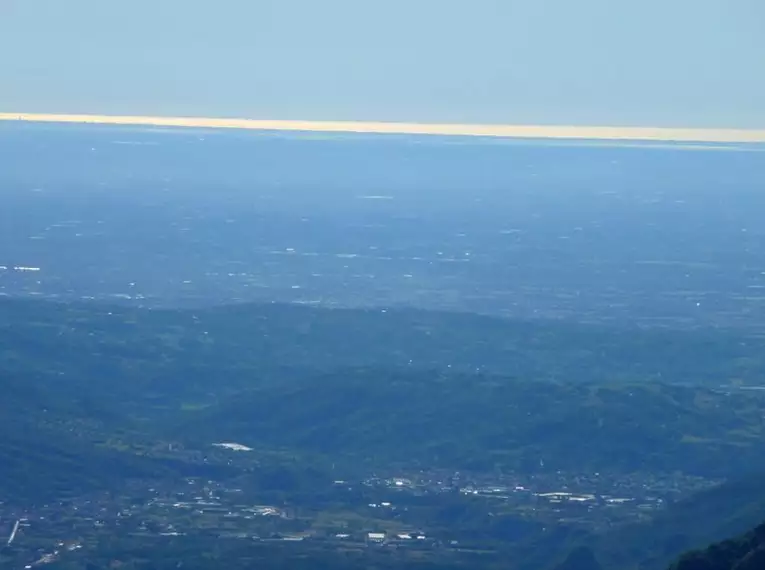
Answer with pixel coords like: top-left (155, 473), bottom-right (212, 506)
top-left (2, 112), bottom-right (765, 143)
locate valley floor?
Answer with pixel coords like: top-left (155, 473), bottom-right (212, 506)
top-left (0, 453), bottom-right (722, 570)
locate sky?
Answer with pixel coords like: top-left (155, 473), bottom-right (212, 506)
top-left (1, 0), bottom-right (764, 128)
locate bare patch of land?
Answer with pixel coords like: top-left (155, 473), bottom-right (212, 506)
top-left (2, 112), bottom-right (765, 143)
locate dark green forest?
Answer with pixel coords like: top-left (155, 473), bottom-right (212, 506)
top-left (668, 521), bottom-right (765, 570)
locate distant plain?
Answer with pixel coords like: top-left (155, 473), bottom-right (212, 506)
top-left (1, 120), bottom-right (765, 332)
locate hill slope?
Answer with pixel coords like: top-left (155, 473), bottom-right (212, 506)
top-left (0, 375), bottom-right (171, 501)
top-left (668, 521), bottom-right (765, 570)
top-left (591, 472), bottom-right (765, 570)
top-left (536, 472), bottom-right (765, 570)
top-left (0, 373), bottom-right (234, 503)
top-left (175, 367), bottom-right (765, 477)
top-left (2, 298), bottom-right (765, 501)
top-left (2, 299), bottom-right (765, 405)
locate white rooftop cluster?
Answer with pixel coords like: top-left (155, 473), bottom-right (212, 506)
top-left (212, 442), bottom-right (253, 452)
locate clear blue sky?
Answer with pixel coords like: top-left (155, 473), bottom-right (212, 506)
top-left (1, 0), bottom-right (763, 127)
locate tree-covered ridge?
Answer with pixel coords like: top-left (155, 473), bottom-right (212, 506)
top-left (2, 299), bottom-right (765, 492)
top-left (0, 372), bottom-right (233, 503)
top-left (668, 521), bottom-right (765, 570)
top-left (177, 367), bottom-right (765, 477)
top-left (2, 298), bottom-right (765, 403)
top-left (568, 472), bottom-right (765, 570)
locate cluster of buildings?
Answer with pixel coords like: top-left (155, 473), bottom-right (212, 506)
top-left (0, 460), bottom-right (724, 568)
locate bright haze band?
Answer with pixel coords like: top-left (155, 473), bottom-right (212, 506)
top-left (2, 112), bottom-right (765, 144)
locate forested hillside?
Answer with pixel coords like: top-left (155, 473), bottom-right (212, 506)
top-left (176, 367), bottom-right (765, 477)
top-left (668, 521), bottom-right (765, 570)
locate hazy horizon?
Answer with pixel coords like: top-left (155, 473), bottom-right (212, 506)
top-left (3, 113), bottom-right (765, 144)
top-left (1, 0), bottom-right (763, 128)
